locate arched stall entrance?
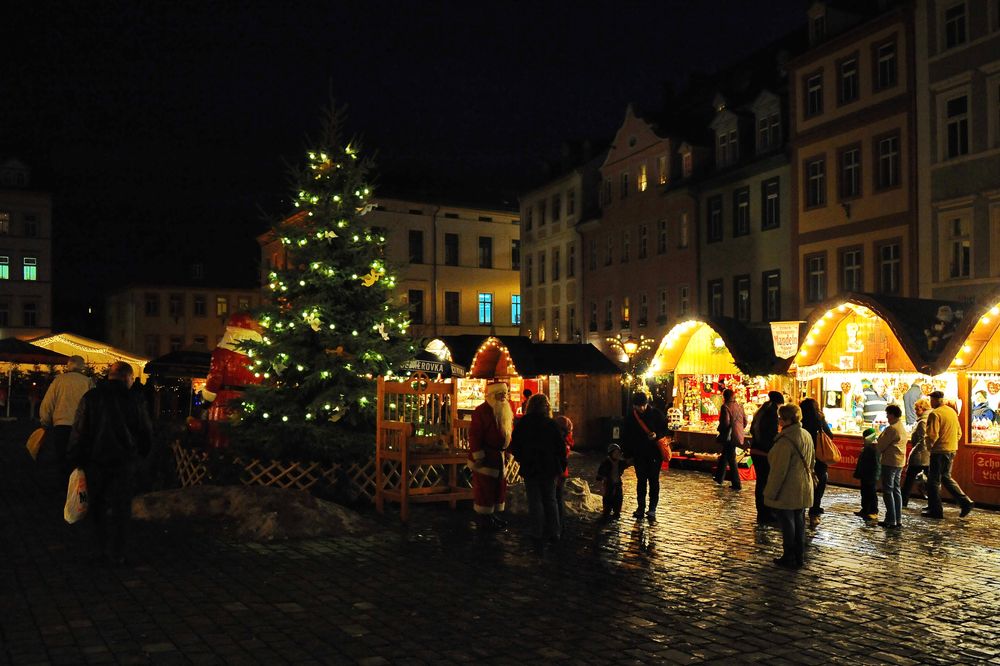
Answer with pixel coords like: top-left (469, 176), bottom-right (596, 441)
top-left (792, 296), bottom-right (961, 490)
top-left (933, 295), bottom-right (1000, 506)
top-left (649, 318), bottom-right (788, 459)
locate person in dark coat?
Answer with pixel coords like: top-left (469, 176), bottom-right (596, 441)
top-left (509, 393), bottom-right (567, 544)
top-left (800, 397), bottom-right (834, 530)
top-left (67, 362), bottom-right (153, 566)
top-left (853, 428), bottom-right (880, 522)
top-left (714, 388), bottom-right (747, 491)
top-left (622, 392), bottom-right (667, 522)
top-left (750, 391), bottom-right (783, 525)
top-left (596, 443), bottom-right (630, 518)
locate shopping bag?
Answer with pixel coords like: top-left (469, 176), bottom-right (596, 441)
top-left (26, 427), bottom-right (46, 461)
top-left (64, 468), bottom-right (89, 524)
top-left (816, 430), bottom-right (842, 464)
top-left (656, 436), bottom-right (672, 462)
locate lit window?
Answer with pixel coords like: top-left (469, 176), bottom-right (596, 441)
top-left (637, 163), bottom-right (648, 192)
top-left (621, 296), bottom-right (630, 328)
top-left (657, 155), bottom-right (668, 184)
top-left (23, 256), bottom-right (37, 281)
top-left (216, 296), bottom-right (229, 317)
top-left (0, 256), bottom-right (8, 280)
top-left (510, 294), bottom-right (520, 326)
top-left (478, 293), bottom-right (493, 325)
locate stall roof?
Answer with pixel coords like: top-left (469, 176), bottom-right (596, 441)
top-left (934, 287), bottom-right (1000, 374)
top-left (434, 335), bottom-right (621, 377)
top-left (800, 293), bottom-right (968, 375)
top-left (30, 332), bottom-right (149, 377)
top-left (652, 316), bottom-right (781, 376)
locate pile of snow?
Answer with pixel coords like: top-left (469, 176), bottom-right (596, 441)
top-left (132, 485), bottom-right (378, 542)
top-left (506, 477), bottom-right (603, 515)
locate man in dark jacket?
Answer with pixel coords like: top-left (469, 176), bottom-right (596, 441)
top-left (509, 394), bottom-right (567, 542)
top-left (750, 391), bottom-right (783, 525)
top-left (68, 362), bottom-right (153, 566)
top-left (622, 392), bottom-right (667, 522)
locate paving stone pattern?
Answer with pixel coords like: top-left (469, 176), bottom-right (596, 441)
top-left (2, 427), bottom-right (1000, 665)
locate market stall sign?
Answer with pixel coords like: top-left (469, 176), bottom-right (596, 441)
top-left (399, 359), bottom-right (466, 378)
top-left (829, 436), bottom-right (863, 472)
top-left (972, 452), bottom-right (1000, 487)
top-left (796, 363), bottom-right (824, 382)
top-left (770, 322), bottom-right (800, 359)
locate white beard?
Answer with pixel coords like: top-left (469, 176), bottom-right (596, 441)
top-left (490, 398), bottom-right (514, 446)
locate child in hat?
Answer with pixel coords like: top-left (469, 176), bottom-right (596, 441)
top-left (596, 443), bottom-right (630, 519)
top-left (853, 427), bottom-right (880, 522)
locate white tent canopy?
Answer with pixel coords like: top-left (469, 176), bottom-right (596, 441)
top-left (30, 332), bottom-right (150, 380)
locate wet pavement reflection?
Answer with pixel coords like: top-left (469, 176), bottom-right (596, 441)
top-left (2, 434), bottom-right (1000, 664)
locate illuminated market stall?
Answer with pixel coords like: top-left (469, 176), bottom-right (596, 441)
top-left (793, 295), bottom-right (961, 489)
top-left (935, 295), bottom-right (1000, 505)
top-left (648, 317), bottom-right (787, 456)
top-left (31, 332), bottom-right (150, 381)
top-left (430, 335), bottom-right (621, 449)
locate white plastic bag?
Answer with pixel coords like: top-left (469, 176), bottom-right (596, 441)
top-left (64, 468), bottom-right (89, 524)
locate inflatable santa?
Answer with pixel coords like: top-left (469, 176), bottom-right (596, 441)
top-left (201, 312), bottom-right (263, 448)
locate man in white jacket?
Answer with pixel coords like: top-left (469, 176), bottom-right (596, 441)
top-left (39, 356), bottom-right (95, 483)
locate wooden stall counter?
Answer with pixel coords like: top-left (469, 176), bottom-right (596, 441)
top-left (960, 444), bottom-right (1000, 507)
top-left (825, 433), bottom-right (864, 487)
top-left (671, 427), bottom-right (723, 456)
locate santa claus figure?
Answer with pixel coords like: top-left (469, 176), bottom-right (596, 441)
top-left (201, 312), bottom-right (263, 448)
top-left (468, 382), bottom-right (513, 528)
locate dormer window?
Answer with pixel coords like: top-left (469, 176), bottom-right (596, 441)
top-left (753, 91), bottom-right (782, 154)
top-left (711, 108), bottom-right (739, 168)
top-left (682, 151), bottom-right (693, 178)
top-left (808, 3), bottom-right (827, 45)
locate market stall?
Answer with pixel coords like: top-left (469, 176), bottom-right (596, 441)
top-left (934, 293), bottom-right (1000, 506)
top-left (30, 332), bottom-right (150, 381)
top-left (431, 335), bottom-right (621, 450)
top-left (648, 317), bottom-right (787, 457)
top-left (144, 348), bottom-right (212, 419)
top-left (792, 295), bottom-right (962, 490)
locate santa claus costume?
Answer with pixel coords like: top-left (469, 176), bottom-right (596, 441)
top-left (468, 382), bottom-right (513, 527)
top-left (201, 312), bottom-right (263, 448)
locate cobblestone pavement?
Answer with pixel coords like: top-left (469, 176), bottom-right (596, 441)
top-left (2, 425), bottom-right (1000, 665)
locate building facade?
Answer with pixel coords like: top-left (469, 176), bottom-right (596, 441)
top-left (260, 198), bottom-right (521, 340)
top-left (699, 86), bottom-right (796, 325)
top-left (519, 152), bottom-right (603, 343)
top-left (106, 285), bottom-right (262, 358)
top-left (916, 0), bottom-right (1000, 301)
top-left (790, 2), bottom-right (919, 319)
top-left (0, 158), bottom-right (52, 339)
top-left (580, 106), bottom-right (699, 358)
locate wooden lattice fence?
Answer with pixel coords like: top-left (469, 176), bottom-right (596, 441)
top-left (169, 441), bottom-right (379, 501)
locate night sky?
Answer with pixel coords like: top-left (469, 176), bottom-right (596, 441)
top-left (2, 1), bottom-right (806, 334)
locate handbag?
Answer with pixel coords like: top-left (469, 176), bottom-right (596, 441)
top-left (26, 427), bottom-right (46, 461)
top-left (815, 428), bottom-right (841, 464)
top-left (634, 409), bottom-right (671, 461)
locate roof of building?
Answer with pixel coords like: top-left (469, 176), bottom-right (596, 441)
top-left (434, 335), bottom-right (621, 377)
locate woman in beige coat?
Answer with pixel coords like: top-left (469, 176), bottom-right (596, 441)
top-left (764, 404), bottom-right (816, 569)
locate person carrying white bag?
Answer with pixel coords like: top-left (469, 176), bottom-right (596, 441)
top-left (67, 362), bottom-right (152, 566)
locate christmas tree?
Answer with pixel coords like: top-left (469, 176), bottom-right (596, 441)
top-left (233, 106), bottom-right (412, 461)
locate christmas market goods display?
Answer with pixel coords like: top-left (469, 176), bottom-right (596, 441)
top-left (648, 318), bottom-right (786, 457)
top-left (791, 295), bottom-right (967, 494)
top-left (234, 108), bottom-right (411, 462)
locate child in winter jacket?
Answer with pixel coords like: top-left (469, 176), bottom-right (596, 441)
top-left (853, 428), bottom-right (880, 522)
top-left (596, 443), bottom-right (629, 518)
